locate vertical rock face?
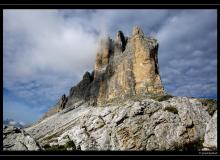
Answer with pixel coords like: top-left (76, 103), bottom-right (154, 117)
top-left (57, 94), bottom-right (68, 112)
top-left (130, 27), bottom-right (163, 95)
top-left (114, 30), bottom-right (127, 52)
top-left (94, 37), bottom-right (113, 77)
top-left (65, 26), bottom-right (164, 106)
top-left (66, 72), bottom-right (94, 106)
top-left (92, 26), bottom-right (164, 105)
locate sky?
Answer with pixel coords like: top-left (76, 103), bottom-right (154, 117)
top-left (3, 9), bottom-right (217, 124)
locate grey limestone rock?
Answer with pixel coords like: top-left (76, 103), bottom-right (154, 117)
top-left (203, 111), bottom-right (217, 151)
top-left (25, 96), bottom-right (216, 151)
top-left (3, 125), bottom-right (42, 151)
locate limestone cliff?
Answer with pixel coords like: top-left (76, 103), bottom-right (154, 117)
top-left (65, 26), bottom-right (164, 108)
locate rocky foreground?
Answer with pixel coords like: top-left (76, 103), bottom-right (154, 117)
top-left (13, 96), bottom-right (215, 151)
top-left (3, 125), bottom-right (42, 151)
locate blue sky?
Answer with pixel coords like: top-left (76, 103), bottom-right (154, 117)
top-left (3, 9), bottom-right (217, 124)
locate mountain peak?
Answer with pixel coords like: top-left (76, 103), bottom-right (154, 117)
top-left (62, 27), bottom-right (164, 107)
top-left (40, 27), bottom-right (165, 119)
top-left (115, 30), bottom-right (127, 52)
top-left (132, 26), bottom-right (144, 36)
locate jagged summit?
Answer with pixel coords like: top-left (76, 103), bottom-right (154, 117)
top-left (132, 26), bottom-right (144, 36)
top-left (70, 26), bottom-right (164, 106)
top-left (43, 26), bottom-right (165, 118)
top-left (114, 30), bottom-right (127, 52)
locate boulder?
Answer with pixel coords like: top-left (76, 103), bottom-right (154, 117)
top-left (3, 125), bottom-right (42, 151)
top-left (203, 111), bottom-right (217, 151)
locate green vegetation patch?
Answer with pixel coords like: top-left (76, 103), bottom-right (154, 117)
top-left (97, 93), bottom-right (174, 107)
top-left (41, 133), bottom-right (59, 143)
top-left (164, 106), bottom-right (178, 114)
top-left (150, 94), bottom-right (173, 102)
top-left (43, 141), bottom-right (76, 151)
top-left (173, 138), bottom-right (204, 151)
top-left (198, 98), bottom-right (217, 116)
top-left (158, 94), bottom-right (174, 102)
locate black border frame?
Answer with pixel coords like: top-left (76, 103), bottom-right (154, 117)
top-left (1, 3), bottom-right (219, 159)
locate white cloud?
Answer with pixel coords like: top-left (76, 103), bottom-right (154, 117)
top-left (9, 121), bottom-right (16, 125)
top-left (4, 10), bottom-right (100, 107)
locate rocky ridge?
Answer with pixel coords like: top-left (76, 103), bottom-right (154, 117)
top-left (24, 96), bottom-right (217, 151)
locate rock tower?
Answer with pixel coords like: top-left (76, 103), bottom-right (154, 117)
top-left (65, 26), bottom-right (165, 106)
